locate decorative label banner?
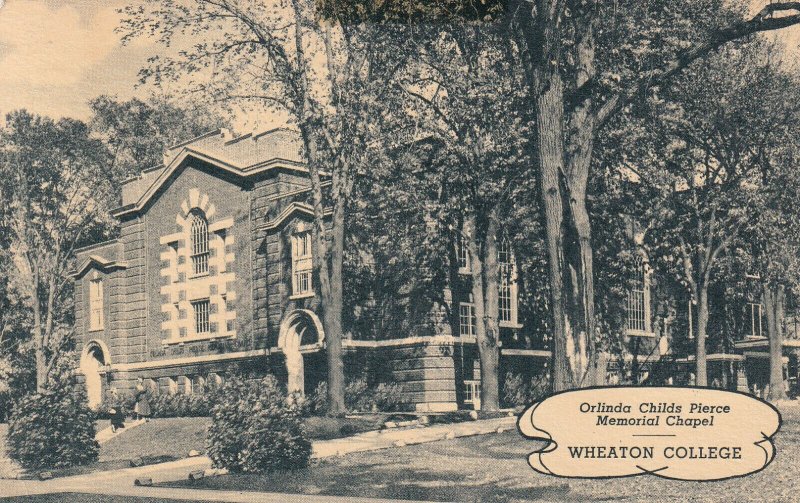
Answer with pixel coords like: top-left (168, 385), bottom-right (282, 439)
top-left (517, 387), bottom-right (781, 481)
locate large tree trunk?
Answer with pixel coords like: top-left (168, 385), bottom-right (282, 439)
top-left (479, 210), bottom-right (501, 411)
top-left (695, 284), bottom-right (709, 387)
top-left (534, 67), bottom-right (571, 391)
top-left (764, 284), bottom-right (788, 401)
top-left (563, 195), bottom-right (596, 387)
top-left (300, 131), bottom-right (347, 416)
top-left (565, 17), bottom-right (599, 387)
top-left (325, 198), bottom-right (347, 414)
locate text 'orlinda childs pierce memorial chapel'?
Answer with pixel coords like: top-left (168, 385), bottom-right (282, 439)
top-left (70, 128), bottom-right (552, 412)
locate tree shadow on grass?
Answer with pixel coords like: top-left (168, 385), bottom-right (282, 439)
top-left (166, 460), bottom-right (574, 502)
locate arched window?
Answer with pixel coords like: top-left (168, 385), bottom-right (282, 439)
top-left (189, 209), bottom-right (209, 276)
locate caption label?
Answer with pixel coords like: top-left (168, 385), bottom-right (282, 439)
top-left (517, 387), bottom-right (780, 481)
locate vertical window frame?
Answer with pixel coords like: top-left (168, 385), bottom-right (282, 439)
top-left (747, 302), bottom-right (763, 338)
top-left (192, 298), bottom-right (210, 335)
top-left (625, 256), bottom-right (652, 336)
top-left (291, 232), bottom-right (313, 296)
top-left (189, 209), bottom-right (210, 277)
top-left (89, 278), bottom-right (104, 331)
top-left (459, 302), bottom-right (477, 337)
top-left (498, 237), bottom-right (519, 327)
top-left (457, 233), bottom-right (471, 273)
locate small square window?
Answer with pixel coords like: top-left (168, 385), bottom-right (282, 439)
top-left (192, 299), bottom-right (210, 334)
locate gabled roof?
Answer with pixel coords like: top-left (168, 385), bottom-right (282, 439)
top-left (257, 202), bottom-right (333, 231)
top-left (114, 128), bottom-right (309, 218)
top-left (70, 255), bottom-right (129, 278)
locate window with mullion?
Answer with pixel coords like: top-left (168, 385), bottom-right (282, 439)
top-left (498, 237), bottom-right (518, 325)
top-left (190, 210), bottom-right (209, 276)
top-left (192, 299), bottom-right (210, 335)
top-left (747, 303), bottom-right (763, 337)
top-left (459, 303), bottom-right (477, 337)
top-left (292, 232), bottom-right (313, 295)
top-left (625, 257), bottom-right (649, 333)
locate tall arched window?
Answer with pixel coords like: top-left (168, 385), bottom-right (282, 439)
top-left (189, 209), bottom-right (209, 276)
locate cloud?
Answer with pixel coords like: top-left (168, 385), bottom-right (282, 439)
top-left (0, 1), bottom-right (120, 87)
top-left (0, 0), bottom-right (158, 120)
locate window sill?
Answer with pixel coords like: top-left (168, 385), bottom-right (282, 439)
top-left (289, 292), bottom-right (314, 300)
top-left (189, 273), bottom-right (209, 280)
top-left (162, 333), bottom-right (235, 346)
top-left (499, 322), bottom-right (523, 329)
top-left (626, 330), bottom-right (655, 337)
top-left (458, 268), bottom-right (472, 276)
top-left (88, 327), bottom-right (105, 333)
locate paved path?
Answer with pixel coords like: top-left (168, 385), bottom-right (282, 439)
top-left (0, 415), bottom-right (516, 502)
top-left (95, 418), bottom-right (146, 444)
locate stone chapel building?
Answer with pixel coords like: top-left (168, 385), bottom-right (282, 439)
top-left (71, 128), bottom-right (557, 412)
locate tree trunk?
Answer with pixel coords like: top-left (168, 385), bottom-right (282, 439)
top-left (31, 264), bottom-right (47, 392)
top-left (479, 210), bottom-right (501, 411)
top-left (299, 129), bottom-right (347, 416)
top-left (465, 214), bottom-right (489, 409)
top-left (534, 67), bottom-right (572, 391)
top-left (764, 284), bottom-right (788, 401)
top-left (325, 197), bottom-right (347, 415)
top-left (695, 285), bottom-right (709, 387)
top-left (564, 195), bottom-right (596, 387)
top-left (565, 18), bottom-right (599, 387)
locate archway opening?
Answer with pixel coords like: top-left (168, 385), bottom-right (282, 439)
top-left (80, 342), bottom-right (108, 410)
top-left (278, 310), bottom-right (324, 396)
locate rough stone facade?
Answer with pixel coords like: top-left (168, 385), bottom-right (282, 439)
top-left (72, 128), bottom-right (546, 412)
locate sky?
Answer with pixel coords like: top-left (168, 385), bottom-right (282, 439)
top-left (0, 0), bottom-right (799, 130)
top-left (0, 0), bottom-right (154, 122)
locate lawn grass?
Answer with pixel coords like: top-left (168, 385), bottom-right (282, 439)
top-left (163, 405), bottom-right (800, 502)
top-left (2, 414), bottom-right (386, 478)
top-left (98, 417), bottom-right (208, 463)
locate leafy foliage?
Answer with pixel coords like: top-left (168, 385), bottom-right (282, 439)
top-left (6, 372), bottom-right (99, 470)
top-left (307, 377), bottom-right (407, 414)
top-left (100, 382), bottom-right (227, 419)
top-left (501, 371), bottom-right (551, 408)
top-left (89, 96), bottom-right (229, 182)
top-left (0, 111), bottom-right (113, 389)
top-left (206, 375), bottom-right (311, 473)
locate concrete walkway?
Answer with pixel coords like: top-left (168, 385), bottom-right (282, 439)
top-left (95, 418), bottom-right (146, 444)
top-left (1, 415), bottom-right (516, 502)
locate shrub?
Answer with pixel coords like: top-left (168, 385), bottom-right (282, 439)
top-left (502, 371), bottom-right (551, 408)
top-left (0, 353), bottom-right (36, 423)
top-left (307, 378), bottom-right (407, 415)
top-left (7, 375), bottom-right (99, 470)
top-left (99, 382), bottom-right (226, 419)
top-left (207, 375), bottom-right (311, 473)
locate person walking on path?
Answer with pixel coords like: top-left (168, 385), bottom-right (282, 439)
top-left (108, 388), bottom-right (125, 432)
top-left (133, 378), bottom-right (151, 421)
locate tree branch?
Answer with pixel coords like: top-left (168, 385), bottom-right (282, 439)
top-left (596, 3), bottom-right (800, 128)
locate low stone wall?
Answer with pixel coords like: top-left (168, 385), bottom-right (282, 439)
top-left (97, 337), bottom-right (549, 412)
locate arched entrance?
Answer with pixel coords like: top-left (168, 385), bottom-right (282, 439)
top-left (80, 341), bottom-right (109, 410)
top-left (278, 310), bottom-right (325, 396)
